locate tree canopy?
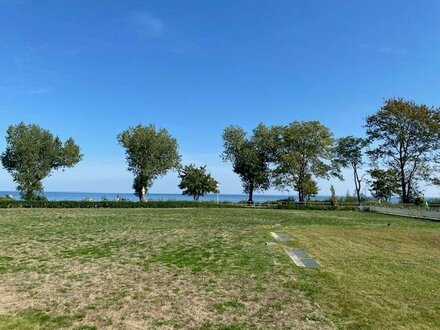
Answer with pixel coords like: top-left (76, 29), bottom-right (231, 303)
top-left (222, 124), bottom-right (271, 203)
top-left (117, 124), bottom-right (181, 201)
top-left (273, 121), bottom-right (339, 202)
top-left (178, 164), bottom-right (218, 201)
top-left (1, 122), bottom-right (82, 200)
top-left (366, 98), bottom-right (440, 203)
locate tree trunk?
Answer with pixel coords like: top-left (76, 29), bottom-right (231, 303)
top-left (399, 146), bottom-right (409, 203)
top-left (400, 171), bottom-right (409, 203)
top-left (298, 189), bottom-right (304, 203)
top-left (140, 186), bottom-right (147, 202)
top-left (248, 181), bottom-right (254, 204)
top-left (354, 168), bottom-right (361, 205)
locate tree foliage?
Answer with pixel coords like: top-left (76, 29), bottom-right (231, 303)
top-left (178, 164), bottom-right (218, 201)
top-left (221, 124), bottom-right (271, 203)
top-left (368, 168), bottom-right (399, 202)
top-left (297, 174), bottom-right (318, 202)
top-left (366, 98), bottom-right (440, 203)
top-left (1, 122), bottom-right (82, 200)
top-left (117, 124), bottom-right (181, 201)
top-left (273, 121), bottom-right (340, 202)
top-left (334, 136), bottom-right (368, 204)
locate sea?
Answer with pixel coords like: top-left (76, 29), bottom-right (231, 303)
top-left (0, 191), bottom-right (306, 203)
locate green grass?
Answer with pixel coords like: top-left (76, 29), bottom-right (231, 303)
top-left (0, 208), bottom-right (439, 329)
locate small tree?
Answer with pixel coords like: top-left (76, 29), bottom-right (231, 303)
top-left (178, 164), bottom-right (218, 201)
top-left (298, 175), bottom-right (318, 202)
top-left (117, 124), bottom-right (181, 201)
top-left (368, 168), bottom-right (399, 202)
top-left (1, 122), bottom-right (82, 200)
top-left (222, 124), bottom-right (271, 203)
top-left (330, 185), bottom-right (338, 207)
top-left (334, 136), bottom-right (368, 204)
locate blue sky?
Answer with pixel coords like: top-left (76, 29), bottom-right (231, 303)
top-left (1, 0), bottom-right (440, 196)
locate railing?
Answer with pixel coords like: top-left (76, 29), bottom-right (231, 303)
top-left (361, 204), bottom-right (440, 221)
top-left (241, 200), bottom-right (359, 210)
top-left (242, 200), bottom-right (440, 221)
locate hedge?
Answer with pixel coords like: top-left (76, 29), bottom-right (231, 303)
top-left (0, 200), bottom-right (360, 210)
top-left (0, 200), bottom-right (240, 209)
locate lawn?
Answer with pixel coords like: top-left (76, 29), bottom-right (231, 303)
top-left (0, 208), bottom-right (439, 329)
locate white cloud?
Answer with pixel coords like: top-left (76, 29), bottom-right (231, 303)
top-left (360, 44), bottom-right (410, 56)
top-left (131, 11), bottom-right (163, 37)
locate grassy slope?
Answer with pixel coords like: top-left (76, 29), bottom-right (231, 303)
top-left (0, 208), bottom-right (438, 329)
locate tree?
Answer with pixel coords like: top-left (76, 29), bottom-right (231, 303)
top-left (1, 122), bottom-right (82, 200)
top-left (117, 124), bottom-right (181, 201)
top-left (334, 136), bottom-right (368, 204)
top-left (222, 124), bottom-right (271, 203)
top-left (178, 164), bottom-right (218, 201)
top-left (330, 185), bottom-right (338, 207)
top-left (366, 98), bottom-right (440, 203)
top-left (368, 168), bottom-right (399, 202)
top-left (273, 121), bottom-right (340, 202)
top-left (298, 174), bottom-right (318, 202)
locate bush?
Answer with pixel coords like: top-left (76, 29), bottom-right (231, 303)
top-left (330, 185), bottom-right (339, 208)
top-left (414, 195), bottom-right (425, 206)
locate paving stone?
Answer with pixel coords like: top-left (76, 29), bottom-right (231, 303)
top-left (270, 232), bottom-right (292, 242)
top-left (284, 249), bottom-right (305, 267)
top-left (292, 248), bottom-right (309, 258)
top-left (300, 258), bottom-right (321, 268)
top-left (284, 249), bottom-right (321, 268)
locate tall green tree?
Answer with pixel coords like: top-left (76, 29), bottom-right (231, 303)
top-left (178, 164), bottom-right (218, 201)
top-left (117, 124), bottom-right (181, 201)
top-left (366, 98), bottom-right (440, 203)
top-left (1, 122), bottom-right (82, 200)
top-left (334, 136), bottom-right (368, 204)
top-left (273, 121), bottom-right (340, 202)
top-left (368, 168), bottom-right (399, 202)
top-left (222, 124), bottom-right (271, 203)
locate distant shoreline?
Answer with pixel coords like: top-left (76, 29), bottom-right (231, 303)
top-left (0, 191), bottom-right (300, 202)
top-left (2, 191), bottom-right (433, 203)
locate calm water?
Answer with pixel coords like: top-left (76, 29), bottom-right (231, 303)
top-left (0, 191), bottom-right (409, 203)
top-left (0, 191), bottom-right (306, 202)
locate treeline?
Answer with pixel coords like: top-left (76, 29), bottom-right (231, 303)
top-left (1, 97), bottom-right (439, 204)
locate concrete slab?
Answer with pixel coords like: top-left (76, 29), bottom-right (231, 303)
top-left (284, 248), bottom-right (321, 268)
top-left (284, 248), bottom-right (305, 267)
top-left (270, 232), bottom-right (292, 242)
top-left (292, 248), bottom-right (309, 258)
top-left (300, 258), bottom-right (321, 268)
